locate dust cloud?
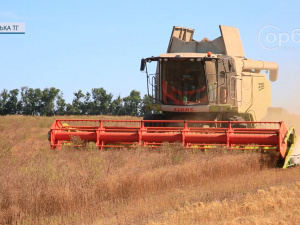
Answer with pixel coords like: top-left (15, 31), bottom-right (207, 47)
top-left (261, 107), bottom-right (300, 131)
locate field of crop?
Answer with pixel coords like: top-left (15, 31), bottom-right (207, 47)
top-left (1, 110), bottom-right (300, 224)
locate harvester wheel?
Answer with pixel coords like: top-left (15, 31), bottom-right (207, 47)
top-left (228, 116), bottom-right (247, 128)
top-left (143, 114), bottom-right (167, 127)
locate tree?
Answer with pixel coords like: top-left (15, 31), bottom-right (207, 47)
top-left (0, 87), bottom-right (146, 117)
top-left (0, 89), bottom-right (9, 115)
top-left (20, 87), bottom-right (43, 115)
top-left (55, 92), bottom-right (67, 115)
top-left (67, 90), bottom-right (85, 115)
top-left (110, 95), bottom-right (123, 116)
top-left (5, 89), bottom-right (21, 114)
top-left (122, 90), bottom-right (141, 116)
top-left (91, 88), bottom-right (113, 115)
top-left (40, 87), bottom-right (60, 116)
top-left (81, 91), bottom-right (95, 115)
top-left (140, 94), bottom-right (153, 116)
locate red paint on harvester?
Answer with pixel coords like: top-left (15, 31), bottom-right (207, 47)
top-left (49, 119), bottom-right (291, 158)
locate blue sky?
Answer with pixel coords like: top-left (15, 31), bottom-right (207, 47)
top-left (1, 0), bottom-right (300, 114)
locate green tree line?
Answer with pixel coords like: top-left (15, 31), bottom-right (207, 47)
top-left (0, 87), bottom-right (152, 116)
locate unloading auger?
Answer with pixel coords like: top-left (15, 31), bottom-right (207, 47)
top-left (48, 25), bottom-right (300, 168)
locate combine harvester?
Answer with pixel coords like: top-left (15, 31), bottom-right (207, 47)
top-left (49, 25), bottom-right (299, 168)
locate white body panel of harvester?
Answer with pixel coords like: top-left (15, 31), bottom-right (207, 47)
top-left (144, 25), bottom-right (278, 122)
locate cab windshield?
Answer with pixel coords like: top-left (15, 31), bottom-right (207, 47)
top-left (161, 60), bottom-right (208, 105)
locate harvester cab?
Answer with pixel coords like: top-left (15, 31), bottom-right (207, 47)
top-left (49, 25), bottom-right (299, 169)
top-left (140, 25), bottom-right (278, 122)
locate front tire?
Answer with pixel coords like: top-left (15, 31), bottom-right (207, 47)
top-left (143, 114), bottom-right (167, 127)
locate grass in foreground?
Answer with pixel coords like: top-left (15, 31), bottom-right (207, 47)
top-left (1, 115), bottom-right (300, 225)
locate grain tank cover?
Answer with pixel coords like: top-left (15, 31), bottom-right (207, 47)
top-left (167, 26), bottom-right (195, 53)
top-left (167, 25), bottom-right (245, 57)
top-left (219, 25), bottom-right (245, 57)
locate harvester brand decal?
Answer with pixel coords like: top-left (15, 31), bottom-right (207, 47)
top-left (161, 105), bottom-right (210, 112)
top-left (174, 107), bottom-right (194, 112)
top-left (258, 83), bottom-right (265, 91)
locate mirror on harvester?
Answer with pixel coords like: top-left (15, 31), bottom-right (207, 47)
top-left (140, 58), bottom-right (146, 71)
